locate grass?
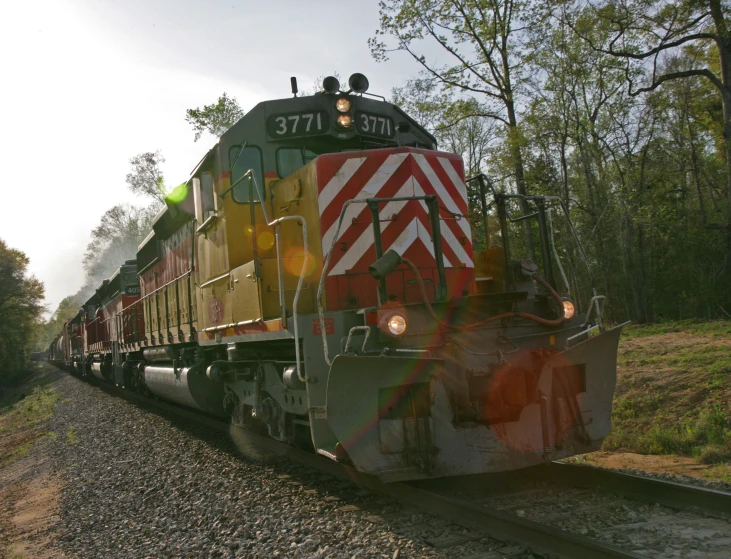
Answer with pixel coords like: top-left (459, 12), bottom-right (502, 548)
top-left (604, 320), bottom-right (731, 464)
top-left (0, 385), bottom-right (60, 430)
top-left (66, 426), bottom-right (78, 445)
top-left (0, 368), bottom-right (61, 466)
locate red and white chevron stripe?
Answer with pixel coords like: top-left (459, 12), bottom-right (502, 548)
top-left (316, 147), bottom-right (473, 278)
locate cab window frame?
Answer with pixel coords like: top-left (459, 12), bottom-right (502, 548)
top-left (229, 145), bottom-right (264, 204)
top-left (276, 146), bottom-right (319, 178)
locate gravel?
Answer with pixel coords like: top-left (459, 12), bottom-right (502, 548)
top-left (40, 371), bottom-right (731, 559)
top-left (47, 373), bottom-right (522, 559)
top-left (458, 479), bottom-right (731, 558)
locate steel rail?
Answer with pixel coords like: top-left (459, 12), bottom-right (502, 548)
top-left (80, 375), bottom-right (647, 559)
top-left (544, 461), bottom-right (731, 518)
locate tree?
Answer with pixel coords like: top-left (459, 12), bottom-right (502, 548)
top-left (185, 92), bottom-right (244, 142)
top-left (392, 76), bottom-right (498, 175)
top-left (563, 0), bottom-right (731, 267)
top-left (82, 204), bottom-right (157, 289)
top-left (309, 73), bottom-right (343, 95)
top-left (0, 239), bottom-right (44, 380)
top-left (393, 76), bottom-right (499, 249)
top-left (36, 294), bottom-right (84, 352)
top-left (371, 0), bottom-right (537, 256)
top-left (126, 151), bottom-right (168, 205)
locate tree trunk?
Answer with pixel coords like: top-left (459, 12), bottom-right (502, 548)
top-left (724, 97), bottom-right (731, 269)
top-left (505, 100), bottom-right (536, 261)
top-left (716, 29), bottom-right (731, 270)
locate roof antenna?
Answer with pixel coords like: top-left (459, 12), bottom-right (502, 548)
top-left (290, 77), bottom-right (298, 97)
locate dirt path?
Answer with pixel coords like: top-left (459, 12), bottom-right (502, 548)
top-left (573, 450), bottom-right (730, 482)
top-left (0, 454), bottom-right (63, 559)
top-left (0, 369), bottom-right (65, 559)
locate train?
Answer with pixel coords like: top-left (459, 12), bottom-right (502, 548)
top-left (49, 73), bottom-right (624, 482)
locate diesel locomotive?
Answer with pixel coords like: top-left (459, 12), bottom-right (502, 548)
top-left (50, 74), bottom-right (624, 482)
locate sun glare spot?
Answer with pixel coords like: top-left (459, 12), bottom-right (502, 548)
top-left (283, 247), bottom-right (316, 276)
top-left (166, 182), bottom-right (188, 204)
top-left (257, 231), bottom-right (275, 250)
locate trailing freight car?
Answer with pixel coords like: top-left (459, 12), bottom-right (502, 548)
top-left (51, 74), bottom-right (624, 481)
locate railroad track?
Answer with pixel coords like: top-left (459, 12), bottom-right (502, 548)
top-left (87, 376), bottom-right (731, 559)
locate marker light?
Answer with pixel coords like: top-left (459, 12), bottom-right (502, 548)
top-left (335, 98), bottom-right (351, 113)
top-left (337, 114), bottom-right (353, 128)
top-left (563, 299), bottom-right (576, 320)
top-left (386, 314), bottom-right (407, 336)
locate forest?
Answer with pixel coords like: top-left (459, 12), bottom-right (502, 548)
top-left (378, 0), bottom-right (731, 324)
top-left (0, 240), bottom-right (44, 382)
top-left (37, 0), bottom-right (731, 352)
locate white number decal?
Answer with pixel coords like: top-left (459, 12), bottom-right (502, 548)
top-left (369, 115), bottom-right (377, 132)
top-left (377, 117), bottom-right (386, 134)
top-left (275, 116), bottom-right (287, 135)
top-left (273, 113), bottom-right (324, 135)
top-left (360, 113), bottom-right (369, 132)
top-left (288, 115), bottom-right (300, 133)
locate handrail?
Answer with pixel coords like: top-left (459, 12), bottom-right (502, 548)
top-left (316, 195), bottom-right (446, 366)
top-left (112, 270), bottom-right (193, 345)
top-left (246, 171), bottom-right (309, 384)
top-left (581, 295), bottom-right (606, 329)
top-left (344, 326), bottom-right (370, 354)
top-left (317, 198), bottom-right (377, 366)
top-left (118, 270), bottom-right (193, 315)
top-left (198, 271), bottom-right (229, 289)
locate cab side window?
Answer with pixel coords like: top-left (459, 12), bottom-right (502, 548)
top-left (229, 146), bottom-right (263, 203)
top-left (276, 147), bottom-right (318, 178)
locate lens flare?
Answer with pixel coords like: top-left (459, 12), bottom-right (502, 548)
top-left (283, 246), bottom-right (316, 277)
top-left (257, 231), bottom-right (274, 250)
top-left (166, 182), bottom-right (188, 204)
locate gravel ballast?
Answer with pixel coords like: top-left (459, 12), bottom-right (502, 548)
top-left (48, 372), bottom-right (515, 559)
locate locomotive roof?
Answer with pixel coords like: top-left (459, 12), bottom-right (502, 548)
top-left (219, 93), bottom-right (437, 153)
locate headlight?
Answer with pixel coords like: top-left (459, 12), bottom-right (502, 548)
top-left (563, 299), bottom-right (575, 319)
top-left (337, 114), bottom-right (353, 128)
top-left (335, 98), bottom-right (351, 113)
top-left (385, 314), bottom-right (407, 336)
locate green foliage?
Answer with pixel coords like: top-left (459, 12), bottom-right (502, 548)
top-left (185, 92), bottom-right (244, 142)
top-left (639, 406), bottom-right (731, 462)
top-left (126, 150), bottom-right (168, 205)
top-left (0, 375), bottom-right (61, 469)
top-left (604, 322), bottom-right (731, 462)
top-left (3, 386), bottom-right (61, 427)
top-left (35, 295), bottom-right (84, 351)
top-left (0, 240), bottom-right (44, 382)
top-left (379, 0), bottom-right (730, 323)
top-left (66, 425), bottom-right (79, 445)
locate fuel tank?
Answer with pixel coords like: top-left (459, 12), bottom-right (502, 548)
top-left (91, 361), bottom-right (114, 383)
top-left (91, 362), bottom-right (105, 381)
top-left (143, 364), bottom-right (226, 416)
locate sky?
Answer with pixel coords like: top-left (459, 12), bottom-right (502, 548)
top-left (0, 0), bottom-right (419, 316)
